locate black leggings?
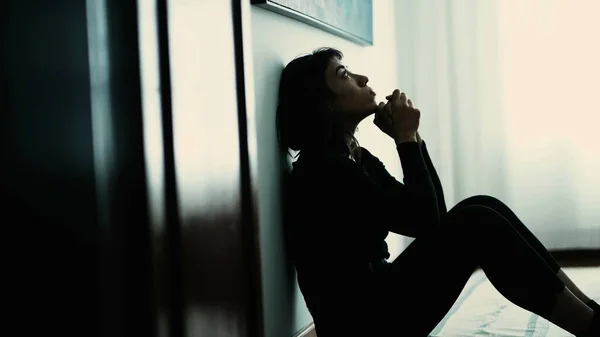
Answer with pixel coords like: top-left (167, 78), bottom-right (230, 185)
top-left (379, 195), bottom-right (566, 336)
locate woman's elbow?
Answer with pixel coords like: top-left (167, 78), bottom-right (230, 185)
top-left (419, 195), bottom-right (440, 220)
top-left (418, 204), bottom-right (441, 231)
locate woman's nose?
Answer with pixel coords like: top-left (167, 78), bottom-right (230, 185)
top-left (355, 74), bottom-right (369, 86)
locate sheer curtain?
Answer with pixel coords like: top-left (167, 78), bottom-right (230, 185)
top-left (394, 0), bottom-right (600, 249)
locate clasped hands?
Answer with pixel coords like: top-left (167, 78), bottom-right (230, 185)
top-left (374, 89), bottom-right (421, 145)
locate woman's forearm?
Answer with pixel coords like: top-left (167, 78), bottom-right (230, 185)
top-left (395, 141), bottom-right (440, 228)
top-left (420, 141), bottom-right (447, 214)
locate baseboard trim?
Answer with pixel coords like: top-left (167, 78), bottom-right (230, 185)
top-left (292, 323), bottom-right (316, 337)
top-left (551, 249), bottom-right (600, 267)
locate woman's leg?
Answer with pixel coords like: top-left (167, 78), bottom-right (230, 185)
top-left (380, 204), bottom-right (595, 336)
top-left (455, 195), bottom-right (597, 308)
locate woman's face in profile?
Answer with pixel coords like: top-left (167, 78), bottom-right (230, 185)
top-left (325, 58), bottom-right (378, 122)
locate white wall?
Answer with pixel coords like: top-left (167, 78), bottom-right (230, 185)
top-left (249, 2), bottom-right (404, 336)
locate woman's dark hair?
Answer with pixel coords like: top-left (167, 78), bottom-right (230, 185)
top-left (276, 47), bottom-right (360, 159)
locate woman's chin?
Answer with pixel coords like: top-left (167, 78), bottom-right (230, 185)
top-left (345, 101), bottom-right (378, 120)
top-left (365, 100), bottom-right (378, 115)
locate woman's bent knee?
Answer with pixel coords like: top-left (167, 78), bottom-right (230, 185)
top-left (456, 195), bottom-right (499, 208)
top-left (445, 204), bottom-right (506, 233)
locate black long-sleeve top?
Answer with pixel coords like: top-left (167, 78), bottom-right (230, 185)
top-left (284, 141), bottom-right (446, 306)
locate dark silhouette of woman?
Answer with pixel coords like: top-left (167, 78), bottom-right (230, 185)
top-left (277, 47), bottom-right (599, 337)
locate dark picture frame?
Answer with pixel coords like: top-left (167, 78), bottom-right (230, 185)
top-left (251, 0), bottom-right (373, 46)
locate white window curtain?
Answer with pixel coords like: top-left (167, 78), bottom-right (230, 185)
top-left (395, 0), bottom-right (600, 250)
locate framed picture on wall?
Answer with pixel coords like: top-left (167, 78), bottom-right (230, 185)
top-left (251, 0), bottom-right (373, 46)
